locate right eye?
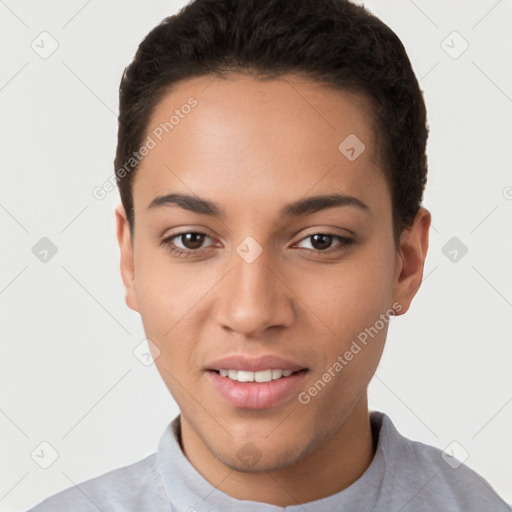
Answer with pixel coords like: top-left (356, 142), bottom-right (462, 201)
top-left (160, 231), bottom-right (217, 258)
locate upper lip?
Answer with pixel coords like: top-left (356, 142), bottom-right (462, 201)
top-left (206, 354), bottom-right (307, 372)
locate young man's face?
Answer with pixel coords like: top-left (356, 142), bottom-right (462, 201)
top-left (116, 74), bottom-right (429, 474)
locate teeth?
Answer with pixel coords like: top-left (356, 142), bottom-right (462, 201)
top-left (237, 370), bottom-right (254, 382)
top-left (254, 370), bottom-right (272, 382)
top-left (271, 369), bottom-right (282, 380)
top-left (217, 369), bottom-right (297, 382)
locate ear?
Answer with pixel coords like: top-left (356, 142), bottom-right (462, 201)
top-left (392, 207), bottom-right (431, 315)
top-left (115, 203), bottom-right (139, 312)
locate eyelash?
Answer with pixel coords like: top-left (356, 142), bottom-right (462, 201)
top-left (160, 231), bottom-right (355, 259)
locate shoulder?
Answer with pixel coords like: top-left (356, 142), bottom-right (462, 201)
top-left (27, 453), bottom-right (168, 512)
top-left (375, 413), bottom-right (511, 511)
top-left (400, 437), bottom-right (510, 510)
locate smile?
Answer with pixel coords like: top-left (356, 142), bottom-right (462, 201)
top-left (216, 369), bottom-right (295, 382)
top-left (207, 369), bottom-right (308, 409)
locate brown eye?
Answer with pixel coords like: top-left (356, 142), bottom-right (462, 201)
top-left (160, 230), bottom-right (215, 258)
top-left (295, 233), bottom-right (355, 254)
top-left (310, 234), bottom-right (334, 251)
top-left (178, 232), bottom-right (207, 250)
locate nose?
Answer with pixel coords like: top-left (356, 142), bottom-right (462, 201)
top-left (214, 245), bottom-right (295, 339)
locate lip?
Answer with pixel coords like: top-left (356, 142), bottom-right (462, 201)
top-left (205, 354), bottom-right (309, 409)
top-left (205, 354), bottom-right (306, 373)
top-left (206, 368), bottom-right (308, 410)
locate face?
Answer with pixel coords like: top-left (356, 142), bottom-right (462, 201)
top-left (116, 73), bottom-right (429, 473)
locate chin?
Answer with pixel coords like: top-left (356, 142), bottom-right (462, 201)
top-left (212, 433), bottom-right (316, 474)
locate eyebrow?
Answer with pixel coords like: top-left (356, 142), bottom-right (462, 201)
top-left (147, 192), bottom-right (369, 218)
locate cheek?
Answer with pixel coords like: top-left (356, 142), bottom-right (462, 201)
top-left (134, 261), bottom-right (202, 403)
top-left (299, 251), bottom-right (396, 338)
top-left (296, 243), bottom-right (396, 398)
top-left (133, 248), bottom-right (199, 365)
top-left (134, 242), bottom-right (203, 329)
top-left (299, 270), bottom-right (394, 422)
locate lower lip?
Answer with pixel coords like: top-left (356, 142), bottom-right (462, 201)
top-left (206, 370), bottom-right (308, 410)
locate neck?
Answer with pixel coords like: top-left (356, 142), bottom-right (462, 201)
top-left (179, 396), bottom-right (376, 507)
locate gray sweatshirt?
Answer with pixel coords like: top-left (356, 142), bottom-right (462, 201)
top-left (27, 411), bottom-right (511, 511)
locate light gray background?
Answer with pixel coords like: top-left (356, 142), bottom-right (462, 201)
top-left (1, 1), bottom-right (511, 510)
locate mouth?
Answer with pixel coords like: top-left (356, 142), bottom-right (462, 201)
top-left (210, 368), bottom-right (307, 383)
top-left (204, 354), bottom-right (309, 409)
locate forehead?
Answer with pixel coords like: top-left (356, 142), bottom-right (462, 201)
top-left (132, 73), bottom-right (388, 215)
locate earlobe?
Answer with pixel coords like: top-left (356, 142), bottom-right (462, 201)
top-left (115, 203), bottom-right (139, 313)
top-left (392, 207), bottom-right (431, 315)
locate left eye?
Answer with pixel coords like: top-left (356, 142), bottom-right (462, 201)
top-left (295, 233), bottom-right (353, 252)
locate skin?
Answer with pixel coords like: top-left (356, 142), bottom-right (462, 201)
top-left (115, 73), bottom-right (430, 506)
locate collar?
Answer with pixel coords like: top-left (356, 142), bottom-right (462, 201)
top-left (156, 411), bottom-right (393, 512)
